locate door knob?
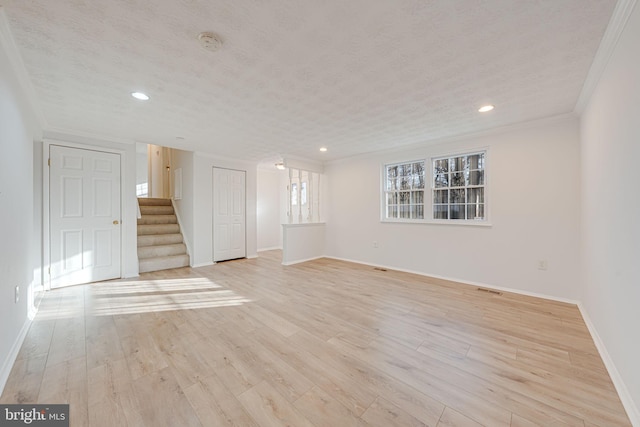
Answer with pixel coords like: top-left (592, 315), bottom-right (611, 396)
top-left (113, 220), bottom-right (119, 225)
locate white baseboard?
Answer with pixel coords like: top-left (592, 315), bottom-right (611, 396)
top-left (282, 255), bottom-right (325, 266)
top-left (324, 256), bottom-right (579, 305)
top-left (0, 317), bottom-right (31, 396)
top-left (192, 261), bottom-right (215, 268)
top-left (258, 246), bottom-right (283, 252)
top-left (578, 303), bottom-right (640, 426)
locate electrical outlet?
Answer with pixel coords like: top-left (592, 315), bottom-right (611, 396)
top-left (373, 241), bottom-right (378, 248)
top-left (14, 286), bottom-right (19, 303)
top-left (537, 260), bottom-right (548, 270)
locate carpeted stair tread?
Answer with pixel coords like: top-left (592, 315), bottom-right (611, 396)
top-left (137, 197), bottom-right (189, 273)
top-left (139, 254), bottom-right (190, 273)
top-left (138, 243), bottom-right (187, 259)
top-left (137, 223), bottom-right (180, 235)
top-left (137, 214), bottom-right (178, 225)
top-left (138, 198), bottom-right (172, 206)
top-left (140, 205), bottom-right (175, 215)
top-left (138, 233), bottom-right (184, 247)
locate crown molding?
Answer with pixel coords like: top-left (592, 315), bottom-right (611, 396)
top-left (0, 7), bottom-right (47, 128)
top-left (325, 112), bottom-right (577, 166)
top-left (574, 0), bottom-right (638, 114)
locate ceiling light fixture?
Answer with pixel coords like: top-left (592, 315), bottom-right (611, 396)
top-left (275, 162), bottom-right (285, 170)
top-left (478, 104), bottom-right (494, 113)
top-left (131, 92), bottom-right (150, 101)
top-left (319, 147), bottom-right (328, 152)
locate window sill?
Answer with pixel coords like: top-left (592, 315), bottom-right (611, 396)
top-left (380, 219), bottom-right (492, 227)
top-left (282, 222), bottom-right (326, 228)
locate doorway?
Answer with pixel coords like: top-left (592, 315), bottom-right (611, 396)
top-left (213, 167), bottom-right (246, 262)
top-left (49, 145), bottom-right (122, 288)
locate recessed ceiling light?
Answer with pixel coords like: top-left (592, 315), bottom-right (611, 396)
top-left (319, 147), bottom-right (328, 152)
top-left (478, 105), bottom-right (494, 113)
top-left (131, 92), bottom-right (150, 101)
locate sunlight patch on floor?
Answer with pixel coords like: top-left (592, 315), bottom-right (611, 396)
top-left (34, 276), bottom-right (252, 319)
top-left (88, 277), bottom-right (251, 316)
top-left (89, 277), bottom-right (224, 295)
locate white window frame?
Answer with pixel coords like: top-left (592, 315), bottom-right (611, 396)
top-left (430, 150), bottom-right (488, 224)
top-left (380, 148), bottom-right (490, 226)
top-left (381, 159), bottom-right (427, 223)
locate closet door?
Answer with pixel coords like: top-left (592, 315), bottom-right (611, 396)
top-left (213, 167), bottom-right (246, 262)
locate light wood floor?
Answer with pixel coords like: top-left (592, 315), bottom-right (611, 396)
top-left (1, 250), bottom-right (631, 426)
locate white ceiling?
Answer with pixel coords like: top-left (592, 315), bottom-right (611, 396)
top-left (1, 0), bottom-right (617, 163)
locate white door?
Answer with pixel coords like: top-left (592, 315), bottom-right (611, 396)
top-left (50, 145), bottom-right (121, 288)
top-left (213, 167), bottom-right (246, 262)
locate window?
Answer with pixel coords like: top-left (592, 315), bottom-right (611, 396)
top-left (291, 183), bottom-right (298, 205)
top-left (287, 168), bottom-right (322, 224)
top-left (432, 151), bottom-right (485, 221)
top-left (136, 182), bottom-right (148, 197)
top-left (384, 160), bottom-right (425, 220)
top-left (381, 152), bottom-right (487, 224)
top-left (300, 182), bottom-right (307, 205)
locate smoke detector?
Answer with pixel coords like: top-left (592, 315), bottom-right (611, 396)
top-left (198, 32), bottom-right (223, 52)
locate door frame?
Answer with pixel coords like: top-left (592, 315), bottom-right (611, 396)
top-left (43, 139), bottom-right (125, 291)
top-left (212, 166), bottom-right (247, 263)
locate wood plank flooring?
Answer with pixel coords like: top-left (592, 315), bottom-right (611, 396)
top-left (0, 250), bottom-right (631, 426)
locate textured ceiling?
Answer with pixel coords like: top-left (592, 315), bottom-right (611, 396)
top-left (1, 0), bottom-right (617, 163)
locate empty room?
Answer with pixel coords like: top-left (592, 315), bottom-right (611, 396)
top-left (0, 1), bottom-right (639, 426)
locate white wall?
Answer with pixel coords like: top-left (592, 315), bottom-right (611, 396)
top-left (579, 2), bottom-right (640, 422)
top-left (0, 31), bottom-right (42, 392)
top-left (171, 149), bottom-right (195, 261)
top-left (32, 140), bottom-right (43, 292)
top-left (279, 171), bottom-right (290, 226)
top-left (191, 153), bottom-right (258, 266)
top-left (282, 223), bottom-right (325, 265)
top-left (257, 168), bottom-right (283, 251)
top-left (135, 142), bottom-right (148, 196)
top-left (325, 118), bottom-right (581, 301)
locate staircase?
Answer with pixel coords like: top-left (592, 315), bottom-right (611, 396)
top-left (137, 198), bottom-right (190, 273)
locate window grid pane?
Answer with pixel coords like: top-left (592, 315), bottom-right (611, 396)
top-left (432, 152), bottom-right (486, 221)
top-left (385, 160), bottom-right (425, 220)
